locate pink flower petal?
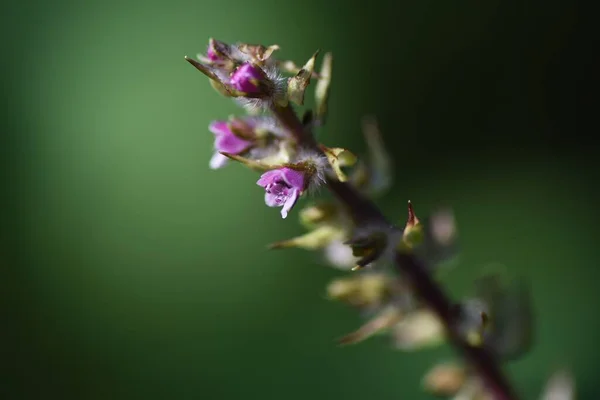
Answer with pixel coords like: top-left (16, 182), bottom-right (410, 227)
top-left (257, 170), bottom-right (283, 187)
top-left (280, 167), bottom-right (305, 189)
top-left (281, 189), bottom-right (300, 219)
top-left (208, 121), bottom-right (229, 136)
top-left (209, 152), bottom-right (228, 169)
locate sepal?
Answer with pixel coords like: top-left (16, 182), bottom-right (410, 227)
top-left (237, 43), bottom-right (280, 64)
top-left (338, 306), bottom-right (402, 345)
top-left (315, 52), bottom-right (333, 123)
top-left (320, 145), bottom-right (357, 182)
top-left (219, 152), bottom-right (273, 171)
top-left (268, 225), bottom-right (343, 250)
top-left (287, 50), bottom-right (319, 105)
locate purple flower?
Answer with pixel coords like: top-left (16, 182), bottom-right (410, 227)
top-left (209, 121), bottom-right (253, 169)
top-left (257, 168), bottom-right (306, 219)
top-left (230, 62), bottom-right (265, 93)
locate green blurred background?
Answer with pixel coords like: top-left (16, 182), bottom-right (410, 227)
top-left (2, 0), bottom-right (595, 399)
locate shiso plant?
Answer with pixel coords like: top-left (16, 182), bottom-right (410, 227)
top-left (185, 39), bottom-right (575, 400)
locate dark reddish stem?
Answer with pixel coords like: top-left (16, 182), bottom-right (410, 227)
top-left (395, 253), bottom-right (517, 400)
top-left (270, 103), bottom-right (519, 400)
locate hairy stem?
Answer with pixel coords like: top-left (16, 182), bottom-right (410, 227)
top-left (270, 103), bottom-right (519, 400)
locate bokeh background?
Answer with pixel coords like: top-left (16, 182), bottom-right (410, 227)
top-left (2, 0), bottom-right (595, 399)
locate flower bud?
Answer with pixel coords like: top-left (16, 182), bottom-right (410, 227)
top-left (208, 116), bottom-right (292, 170)
top-left (187, 40), bottom-right (289, 109)
top-left (208, 121), bottom-right (253, 169)
top-left (230, 62), bottom-right (271, 94)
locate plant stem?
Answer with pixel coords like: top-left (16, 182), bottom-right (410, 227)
top-left (270, 103), bottom-right (519, 400)
top-left (395, 253), bottom-right (517, 400)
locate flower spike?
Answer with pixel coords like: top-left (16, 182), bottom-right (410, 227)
top-left (186, 37), bottom-right (531, 400)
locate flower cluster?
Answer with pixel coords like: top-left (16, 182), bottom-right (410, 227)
top-left (186, 39), bottom-right (573, 400)
top-left (187, 38), bottom-right (339, 219)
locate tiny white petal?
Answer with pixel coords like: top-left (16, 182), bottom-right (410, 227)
top-left (280, 189), bottom-right (299, 219)
top-left (264, 192), bottom-right (280, 207)
top-left (209, 152), bottom-right (228, 169)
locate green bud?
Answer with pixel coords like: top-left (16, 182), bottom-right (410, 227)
top-left (401, 200), bottom-right (424, 249)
